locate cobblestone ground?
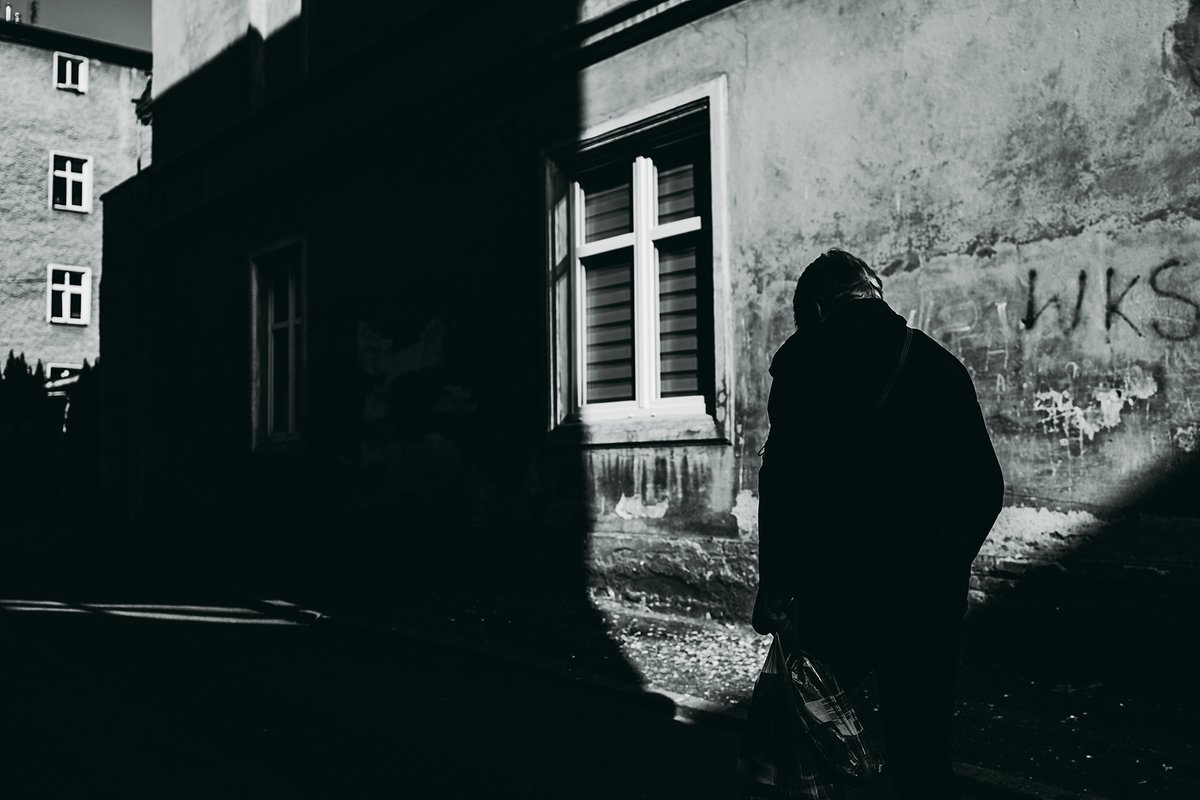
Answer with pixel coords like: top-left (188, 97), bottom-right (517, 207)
top-left (596, 600), bottom-right (1199, 800)
top-left (382, 589), bottom-right (1198, 800)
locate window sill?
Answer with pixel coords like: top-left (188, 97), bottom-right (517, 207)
top-left (550, 411), bottom-right (727, 447)
top-left (252, 436), bottom-right (305, 459)
top-left (48, 318), bottom-right (88, 327)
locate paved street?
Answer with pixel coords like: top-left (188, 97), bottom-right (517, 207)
top-left (0, 545), bottom-right (999, 799)
top-left (0, 546), bottom-right (745, 799)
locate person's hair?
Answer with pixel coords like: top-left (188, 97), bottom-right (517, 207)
top-left (792, 248), bottom-right (884, 327)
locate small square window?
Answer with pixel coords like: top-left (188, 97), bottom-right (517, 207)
top-left (47, 265), bottom-right (92, 326)
top-left (46, 363), bottom-right (83, 395)
top-left (49, 151), bottom-right (93, 213)
top-left (53, 52), bottom-right (88, 93)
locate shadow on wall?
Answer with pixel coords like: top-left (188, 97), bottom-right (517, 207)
top-left (101, 2), bottom-right (657, 698)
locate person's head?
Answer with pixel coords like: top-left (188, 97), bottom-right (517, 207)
top-left (792, 248), bottom-right (883, 328)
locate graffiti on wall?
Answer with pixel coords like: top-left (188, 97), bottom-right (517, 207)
top-left (886, 246), bottom-right (1200, 475)
top-left (1019, 259), bottom-right (1200, 341)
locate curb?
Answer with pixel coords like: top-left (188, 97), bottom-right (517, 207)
top-left (1, 538), bottom-right (1109, 800)
top-left (953, 764), bottom-right (1114, 800)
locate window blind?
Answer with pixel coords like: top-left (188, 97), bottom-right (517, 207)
top-left (583, 177), bottom-right (632, 242)
top-left (657, 162), bottom-right (695, 224)
top-left (585, 252), bottom-right (635, 402)
top-left (657, 242), bottom-right (699, 396)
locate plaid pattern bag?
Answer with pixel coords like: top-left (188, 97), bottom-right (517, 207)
top-left (777, 624), bottom-right (885, 785)
top-left (739, 636), bottom-right (842, 799)
top-left (739, 631), bottom-right (885, 799)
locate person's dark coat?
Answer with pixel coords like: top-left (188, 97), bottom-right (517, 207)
top-left (756, 297), bottom-right (1003, 665)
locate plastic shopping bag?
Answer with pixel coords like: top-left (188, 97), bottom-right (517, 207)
top-left (781, 643), bottom-right (885, 785)
top-left (738, 637), bottom-right (843, 800)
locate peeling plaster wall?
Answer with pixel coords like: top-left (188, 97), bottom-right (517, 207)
top-left (572, 0), bottom-right (1200, 616)
top-left (107, 0), bottom-right (1200, 620)
top-left (0, 39), bottom-right (148, 367)
top-left (586, 446), bottom-right (738, 536)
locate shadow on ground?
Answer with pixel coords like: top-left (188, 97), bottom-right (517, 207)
top-left (0, 548), bottom-right (739, 799)
top-left (957, 449), bottom-right (1200, 795)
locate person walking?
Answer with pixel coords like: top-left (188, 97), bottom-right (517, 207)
top-left (753, 248), bottom-right (1004, 799)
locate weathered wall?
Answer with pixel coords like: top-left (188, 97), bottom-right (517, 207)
top-left (105, 0), bottom-right (1200, 623)
top-left (0, 36), bottom-right (147, 368)
top-left (570, 0), bottom-right (1200, 615)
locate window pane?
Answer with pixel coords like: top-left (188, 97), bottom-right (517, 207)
top-left (255, 242), bottom-right (304, 441)
top-left (69, 292), bottom-right (82, 319)
top-left (270, 267), bottom-right (289, 324)
top-left (272, 326), bottom-right (290, 433)
top-left (57, 57), bottom-right (68, 84)
top-left (67, 270), bottom-right (83, 286)
top-left (584, 251), bottom-right (634, 402)
top-left (658, 242), bottom-right (700, 396)
top-left (554, 274), bottom-right (570, 419)
top-left (71, 180), bottom-right (83, 208)
top-left (582, 171), bottom-right (632, 242)
top-left (553, 195), bottom-right (569, 268)
top-left (657, 162), bottom-right (696, 224)
top-left (294, 321), bottom-right (305, 432)
top-left (51, 269), bottom-right (67, 284)
top-left (52, 176), bottom-right (67, 207)
top-left (51, 290), bottom-right (63, 319)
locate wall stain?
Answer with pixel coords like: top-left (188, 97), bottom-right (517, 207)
top-left (880, 242), bottom-right (922, 276)
top-left (1174, 424), bottom-right (1200, 452)
top-left (615, 492), bottom-right (669, 520)
top-left (1169, 0), bottom-right (1200, 92)
top-left (996, 98), bottom-right (1093, 205)
top-left (1033, 367), bottom-right (1158, 447)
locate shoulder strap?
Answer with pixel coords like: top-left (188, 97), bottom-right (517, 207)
top-left (759, 327), bottom-right (914, 456)
top-left (871, 327), bottom-right (912, 415)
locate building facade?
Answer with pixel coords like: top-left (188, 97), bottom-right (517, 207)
top-left (0, 21), bottom-right (149, 379)
top-left (103, 0), bottom-right (1200, 619)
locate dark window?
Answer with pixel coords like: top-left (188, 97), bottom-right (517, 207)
top-left (54, 53), bottom-right (87, 91)
top-left (50, 153), bottom-right (89, 211)
top-left (254, 242), bottom-right (305, 443)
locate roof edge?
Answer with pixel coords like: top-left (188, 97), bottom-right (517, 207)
top-left (0, 20), bottom-right (151, 69)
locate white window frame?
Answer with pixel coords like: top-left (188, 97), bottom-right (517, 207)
top-left (46, 265), bottom-right (92, 326)
top-left (48, 150), bottom-right (93, 213)
top-left (53, 52), bottom-right (89, 93)
top-left (250, 239), bottom-right (306, 448)
top-left (569, 155), bottom-right (706, 422)
top-left (545, 77), bottom-right (732, 443)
